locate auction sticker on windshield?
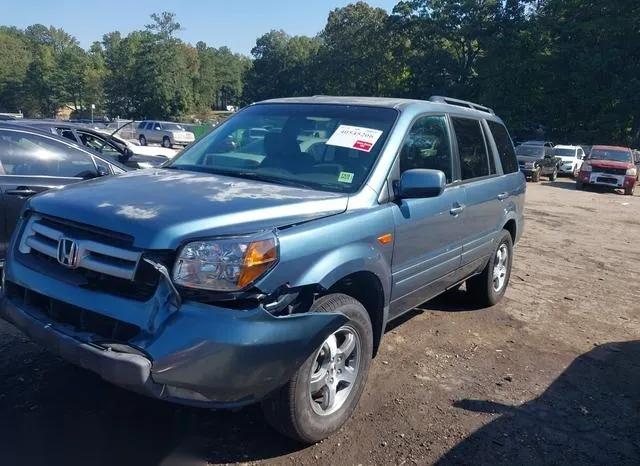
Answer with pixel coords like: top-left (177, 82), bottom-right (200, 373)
top-left (326, 125), bottom-right (383, 153)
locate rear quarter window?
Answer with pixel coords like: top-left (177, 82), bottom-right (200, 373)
top-left (488, 121), bottom-right (518, 174)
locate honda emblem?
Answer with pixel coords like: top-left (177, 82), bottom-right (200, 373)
top-left (57, 238), bottom-right (80, 269)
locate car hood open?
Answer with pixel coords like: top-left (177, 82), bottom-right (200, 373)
top-left (27, 169), bottom-right (349, 249)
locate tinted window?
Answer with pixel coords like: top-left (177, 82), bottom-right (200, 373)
top-left (0, 129), bottom-right (97, 177)
top-left (137, 121), bottom-right (146, 129)
top-left (145, 122), bottom-right (154, 130)
top-left (488, 121), bottom-right (518, 174)
top-left (171, 103), bottom-right (398, 194)
top-left (93, 156), bottom-right (112, 175)
top-left (452, 118), bottom-right (490, 180)
top-left (515, 145), bottom-right (545, 157)
top-left (78, 131), bottom-right (122, 159)
top-left (399, 115), bottom-right (453, 183)
top-left (59, 129), bottom-right (77, 142)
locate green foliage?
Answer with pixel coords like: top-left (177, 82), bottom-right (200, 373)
top-left (1, 4), bottom-right (639, 145)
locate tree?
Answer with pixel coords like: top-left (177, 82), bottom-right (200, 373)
top-left (318, 2), bottom-right (402, 96)
top-left (0, 29), bottom-right (32, 111)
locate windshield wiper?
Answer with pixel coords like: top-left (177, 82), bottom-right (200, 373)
top-left (233, 172), bottom-right (312, 189)
top-left (162, 165), bottom-right (312, 189)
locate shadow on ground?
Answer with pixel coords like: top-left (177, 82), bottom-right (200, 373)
top-left (539, 180), bottom-right (579, 191)
top-left (541, 179), bottom-right (630, 195)
top-left (0, 336), bottom-right (303, 466)
top-left (438, 340), bottom-right (640, 465)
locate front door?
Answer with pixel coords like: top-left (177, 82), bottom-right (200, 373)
top-left (390, 115), bottom-right (466, 316)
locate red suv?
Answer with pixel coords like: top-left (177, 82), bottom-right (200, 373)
top-left (577, 145), bottom-right (637, 195)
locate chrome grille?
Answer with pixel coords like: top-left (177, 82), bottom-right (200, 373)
top-left (593, 167), bottom-right (626, 176)
top-left (18, 215), bottom-right (141, 281)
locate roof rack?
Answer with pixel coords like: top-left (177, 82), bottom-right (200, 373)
top-left (429, 96), bottom-right (495, 115)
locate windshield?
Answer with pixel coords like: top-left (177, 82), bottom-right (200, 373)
top-left (168, 103), bottom-right (398, 193)
top-left (164, 123), bottom-right (185, 131)
top-left (515, 145), bottom-right (545, 157)
top-left (553, 148), bottom-right (576, 157)
top-left (588, 149), bottom-right (632, 163)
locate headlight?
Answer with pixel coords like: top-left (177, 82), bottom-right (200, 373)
top-left (626, 167), bottom-right (637, 176)
top-left (173, 235), bottom-right (278, 291)
top-left (581, 163), bottom-right (592, 172)
top-left (525, 162), bottom-right (535, 168)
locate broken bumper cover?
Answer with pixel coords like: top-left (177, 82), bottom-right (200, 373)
top-left (0, 269), bottom-right (347, 408)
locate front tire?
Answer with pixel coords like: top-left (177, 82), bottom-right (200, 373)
top-left (262, 294), bottom-right (373, 444)
top-left (531, 168), bottom-right (540, 182)
top-left (466, 230), bottom-right (513, 307)
top-left (162, 136), bottom-right (173, 148)
top-left (624, 183), bottom-right (635, 196)
top-left (549, 168), bottom-right (558, 181)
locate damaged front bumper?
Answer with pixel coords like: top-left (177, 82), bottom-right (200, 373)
top-left (0, 258), bottom-right (347, 408)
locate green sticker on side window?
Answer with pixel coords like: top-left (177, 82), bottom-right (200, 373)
top-left (338, 171), bottom-right (354, 183)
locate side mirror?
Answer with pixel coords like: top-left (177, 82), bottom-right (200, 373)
top-left (397, 169), bottom-right (446, 199)
top-left (123, 147), bottom-right (134, 159)
top-left (97, 166), bottom-right (110, 177)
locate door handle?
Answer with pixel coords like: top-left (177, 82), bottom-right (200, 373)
top-left (497, 192), bottom-right (509, 200)
top-left (450, 204), bottom-right (465, 216)
top-left (5, 188), bottom-right (37, 197)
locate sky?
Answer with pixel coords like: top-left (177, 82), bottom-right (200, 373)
top-left (0, 0), bottom-right (399, 55)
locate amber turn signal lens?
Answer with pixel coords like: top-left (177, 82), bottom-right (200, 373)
top-left (237, 237), bottom-right (278, 288)
top-left (377, 233), bottom-right (393, 245)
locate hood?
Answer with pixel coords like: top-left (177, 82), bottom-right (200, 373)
top-left (28, 169), bottom-right (349, 249)
top-left (557, 155), bottom-right (576, 162)
top-left (587, 159), bottom-right (633, 169)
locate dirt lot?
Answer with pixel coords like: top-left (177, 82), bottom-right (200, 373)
top-left (1, 177), bottom-right (639, 466)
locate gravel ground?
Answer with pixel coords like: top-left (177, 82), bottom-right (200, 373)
top-left (0, 177), bottom-right (638, 466)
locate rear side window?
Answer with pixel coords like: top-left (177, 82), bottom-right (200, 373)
top-left (0, 129), bottom-right (97, 178)
top-left (488, 121), bottom-right (518, 174)
top-left (452, 118), bottom-right (490, 180)
top-left (137, 121), bottom-right (146, 129)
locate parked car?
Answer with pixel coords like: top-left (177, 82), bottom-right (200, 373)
top-left (10, 121), bottom-right (169, 169)
top-left (577, 145), bottom-right (637, 195)
top-left (0, 95), bottom-right (525, 443)
top-left (136, 120), bottom-right (195, 148)
top-left (0, 122), bottom-right (128, 269)
top-left (552, 144), bottom-right (585, 177)
top-left (516, 144), bottom-right (561, 181)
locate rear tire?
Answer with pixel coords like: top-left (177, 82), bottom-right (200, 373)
top-left (139, 135), bottom-right (147, 146)
top-left (466, 230), bottom-right (513, 307)
top-left (262, 294), bottom-right (373, 444)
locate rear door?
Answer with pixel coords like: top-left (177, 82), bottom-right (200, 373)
top-left (0, 128), bottom-right (100, 260)
top-left (451, 117), bottom-right (505, 270)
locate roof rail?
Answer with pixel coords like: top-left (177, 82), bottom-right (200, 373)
top-left (429, 96), bottom-right (495, 115)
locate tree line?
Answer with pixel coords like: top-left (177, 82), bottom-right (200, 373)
top-left (0, 1), bottom-right (638, 145)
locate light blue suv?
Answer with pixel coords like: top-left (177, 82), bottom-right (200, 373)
top-left (0, 96), bottom-right (525, 443)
